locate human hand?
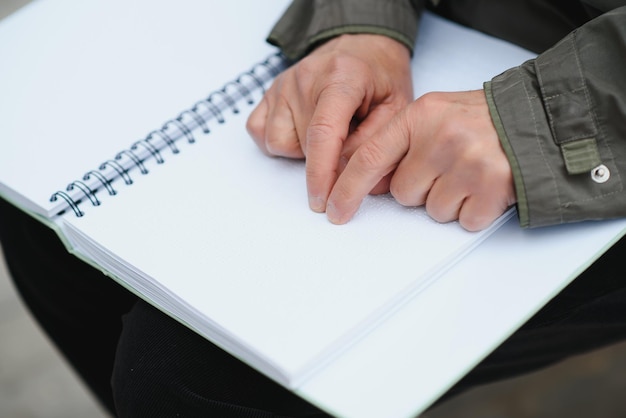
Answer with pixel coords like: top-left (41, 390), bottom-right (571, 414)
top-left (246, 34), bottom-right (413, 212)
top-left (326, 90), bottom-right (517, 231)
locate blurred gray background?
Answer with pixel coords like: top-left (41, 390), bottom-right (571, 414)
top-left (1, 1), bottom-right (625, 417)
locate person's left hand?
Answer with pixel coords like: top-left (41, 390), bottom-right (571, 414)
top-left (246, 34), bottom-right (413, 212)
top-left (325, 90), bottom-right (517, 231)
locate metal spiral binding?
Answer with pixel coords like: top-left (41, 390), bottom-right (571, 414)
top-left (165, 119), bottom-right (195, 144)
top-left (147, 129), bottom-right (179, 155)
top-left (66, 180), bottom-right (101, 207)
top-left (131, 140), bottom-right (164, 165)
top-left (179, 109), bottom-right (210, 134)
top-left (84, 170), bottom-right (117, 196)
top-left (192, 99), bottom-right (225, 129)
top-left (100, 160), bottom-right (133, 185)
top-left (116, 150), bottom-right (149, 175)
top-left (50, 191), bottom-right (85, 217)
top-left (49, 53), bottom-right (288, 217)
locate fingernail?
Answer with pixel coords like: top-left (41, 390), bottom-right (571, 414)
top-left (338, 155), bottom-right (348, 172)
top-left (309, 195), bottom-right (325, 213)
top-left (326, 201), bottom-right (341, 224)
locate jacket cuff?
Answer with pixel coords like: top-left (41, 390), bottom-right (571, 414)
top-left (268, 0), bottom-right (423, 61)
top-left (486, 13), bottom-right (626, 228)
top-left (486, 53), bottom-right (601, 229)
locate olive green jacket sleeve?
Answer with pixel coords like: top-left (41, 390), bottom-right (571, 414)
top-left (486, 6), bottom-right (626, 227)
top-left (267, 0), bottom-right (426, 60)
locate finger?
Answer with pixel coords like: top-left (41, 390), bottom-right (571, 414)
top-left (326, 112), bottom-right (410, 224)
top-left (458, 194), bottom-right (508, 232)
top-left (370, 175), bottom-right (393, 195)
top-left (340, 106), bottom-right (403, 195)
top-left (246, 95), bottom-right (270, 155)
top-left (389, 156), bottom-right (438, 207)
top-left (341, 104), bottom-right (401, 159)
top-left (336, 154), bottom-right (392, 195)
top-left (305, 87), bottom-right (364, 212)
top-left (423, 176), bottom-right (466, 224)
top-left (265, 95), bottom-right (304, 159)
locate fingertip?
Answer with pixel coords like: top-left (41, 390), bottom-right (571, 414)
top-left (304, 89), bottom-right (360, 200)
top-left (308, 195), bottom-right (326, 213)
top-left (305, 144), bottom-right (341, 214)
top-left (325, 200), bottom-right (351, 225)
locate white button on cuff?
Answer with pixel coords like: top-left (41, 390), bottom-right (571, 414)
top-left (591, 164), bottom-right (610, 183)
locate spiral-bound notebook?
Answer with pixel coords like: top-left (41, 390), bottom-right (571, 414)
top-left (0, 0), bottom-right (517, 385)
top-left (4, 2), bottom-right (625, 417)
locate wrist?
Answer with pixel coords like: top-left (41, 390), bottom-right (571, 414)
top-left (268, 0), bottom-right (422, 61)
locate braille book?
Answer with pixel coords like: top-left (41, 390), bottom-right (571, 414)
top-left (2, 2), bottom-right (624, 417)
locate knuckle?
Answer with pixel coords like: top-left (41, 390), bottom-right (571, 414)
top-left (306, 121), bottom-right (339, 146)
top-left (294, 63), bottom-right (316, 89)
top-left (245, 114), bottom-right (263, 140)
top-left (438, 120), bottom-right (463, 144)
top-left (354, 140), bottom-right (388, 171)
top-left (394, 194), bottom-right (415, 207)
top-left (459, 213), bottom-right (488, 232)
top-left (389, 181), bottom-right (413, 206)
top-left (425, 202), bottom-right (450, 224)
top-left (460, 151), bottom-right (494, 183)
top-left (415, 91), bottom-right (443, 111)
top-left (296, 55), bottom-right (362, 89)
top-left (265, 128), bottom-right (302, 158)
top-left (265, 133), bottom-right (290, 151)
top-left (326, 55), bottom-right (367, 79)
top-left (246, 102), bottom-right (267, 141)
top-left (458, 199), bottom-right (501, 232)
top-left (429, 211), bottom-right (448, 224)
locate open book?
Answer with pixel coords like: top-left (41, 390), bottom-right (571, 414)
top-left (2, 2), bottom-right (625, 417)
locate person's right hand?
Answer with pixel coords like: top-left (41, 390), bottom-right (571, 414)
top-left (326, 90), bottom-right (517, 231)
top-left (246, 33), bottom-right (413, 213)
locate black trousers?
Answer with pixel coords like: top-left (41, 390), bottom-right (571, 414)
top-left (2, 197), bottom-right (626, 417)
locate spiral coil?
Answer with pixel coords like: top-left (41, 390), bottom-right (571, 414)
top-left (50, 53), bottom-right (287, 217)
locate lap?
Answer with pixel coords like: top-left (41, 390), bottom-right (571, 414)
top-left (0, 198), bottom-right (137, 414)
top-left (2, 196), bottom-right (625, 415)
top-left (112, 299), bottom-right (329, 417)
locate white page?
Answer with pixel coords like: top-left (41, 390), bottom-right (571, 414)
top-left (62, 98), bottom-right (507, 385)
top-left (0, 0), bottom-right (291, 216)
top-left (59, 9), bottom-right (534, 388)
top-left (411, 11), bottom-right (535, 94)
top-left (299, 216), bottom-right (626, 418)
